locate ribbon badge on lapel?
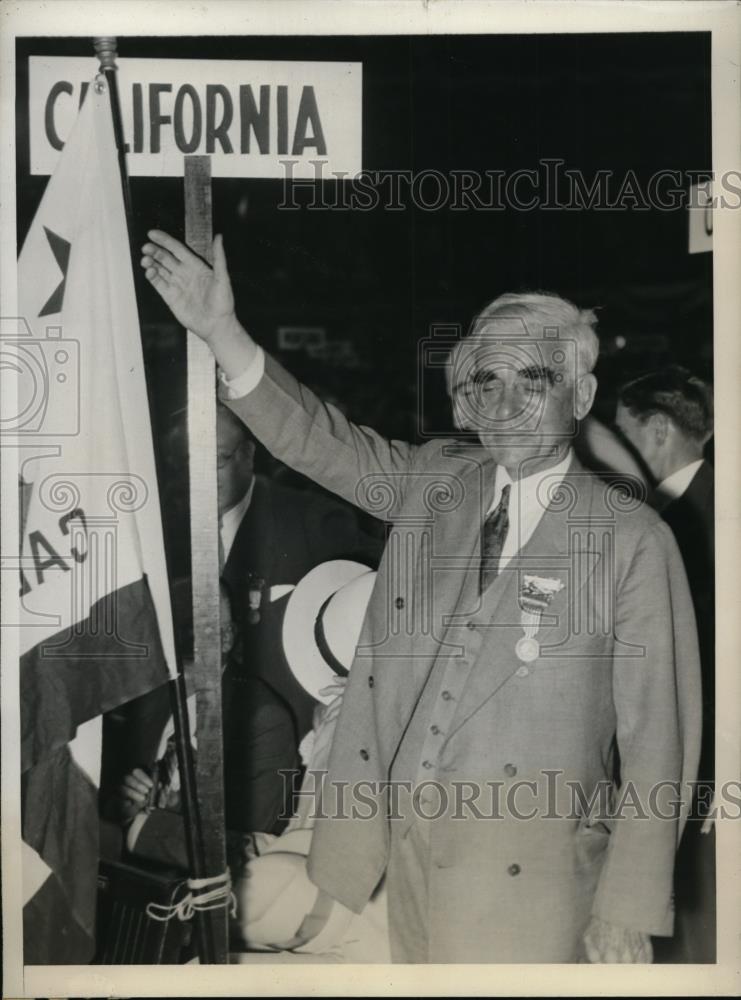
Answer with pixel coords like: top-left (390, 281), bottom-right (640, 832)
top-left (516, 575), bottom-right (565, 663)
top-left (246, 573), bottom-right (265, 625)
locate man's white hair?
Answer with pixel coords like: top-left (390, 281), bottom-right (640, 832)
top-left (446, 291), bottom-right (600, 394)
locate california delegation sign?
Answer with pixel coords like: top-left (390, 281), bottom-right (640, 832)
top-left (29, 56), bottom-right (362, 179)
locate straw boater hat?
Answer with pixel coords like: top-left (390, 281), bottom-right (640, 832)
top-left (235, 826), bottom-right (391, 958)
top-left (236, 829), bottom-right (356, 953)
top-left (236, 560), bottom-right (380, 953)
top-left (282, 559), bottom-right (376, 704)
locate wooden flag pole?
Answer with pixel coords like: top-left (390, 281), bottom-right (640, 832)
top-left (92, 38), bottom-right (228, 964)
top-left (184, 155), bottom-right (230, 964)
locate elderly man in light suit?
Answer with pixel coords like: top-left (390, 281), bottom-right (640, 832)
top-left (141, 231), bottom-right (701, 964)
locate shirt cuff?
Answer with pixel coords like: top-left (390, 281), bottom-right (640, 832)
top-left (218, 345), bottom-right (265, 399)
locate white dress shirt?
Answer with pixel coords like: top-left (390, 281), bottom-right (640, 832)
top-left (220, 346), bottom-right (266, 401)
top-left (655, 459), bottom-right (703, 507)
top-left (220, 480), bottom-right (254, 564)
top-left (488, 451), bottom-right (573, 571)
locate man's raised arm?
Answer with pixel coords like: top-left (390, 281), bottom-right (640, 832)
top-left (142, 231), bottom-right (417, 515)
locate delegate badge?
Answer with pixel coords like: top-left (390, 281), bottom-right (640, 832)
top-left (516, 575), bottom-right (564, 664)
top-left (247, 574), bottom-right (265, 625)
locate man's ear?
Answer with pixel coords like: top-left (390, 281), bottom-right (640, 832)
top-left (651, 411), bottom-right (669, 445)
top-left (575, 373), bottom-right (597, 420)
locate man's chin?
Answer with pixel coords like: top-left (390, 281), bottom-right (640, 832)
top-left (477, 437), bottom-right (564, 473)
top-left (478, 436), bottom-right (533, 457)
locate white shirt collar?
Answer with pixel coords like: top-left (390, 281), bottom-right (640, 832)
top-left (489, 449), bottom-right (574, 511)
top-left (220, 479), bottom-right (254, 563)
top-left (488, 450), bottom-right (574, 571)
top-left (656, 459), bottom-right (703, 505)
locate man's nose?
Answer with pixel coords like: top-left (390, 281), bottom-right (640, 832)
top-left (489, 382), bottom-right (519, 422)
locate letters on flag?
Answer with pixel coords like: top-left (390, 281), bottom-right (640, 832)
top-left (15, 75), bottom-right (177, 964)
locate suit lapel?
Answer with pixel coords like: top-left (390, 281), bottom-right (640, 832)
top-left (378, 445), bottom-right (494, 772)
top-left (376, 444), bottom-right (496, 761)
top-left (222, 477), bottom-right (271, 591)
top-left (447, 458), bottom-right (596, 736)
top-left (410, 443), bottom-right (497, 694)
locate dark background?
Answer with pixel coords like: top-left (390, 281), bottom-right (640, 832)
top-left (16, 32), bottom-right (713, 443)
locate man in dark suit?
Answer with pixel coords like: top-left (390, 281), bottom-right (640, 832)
top-left (103, 403), bottom-right (383, 841)
top-left (616, 366), bottom-right (715, 963)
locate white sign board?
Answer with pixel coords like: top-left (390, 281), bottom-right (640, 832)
top-left (29, 56), bottom-right (362, 178)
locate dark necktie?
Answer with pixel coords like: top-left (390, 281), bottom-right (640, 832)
top-left (479, 483), bottom-right (511, 594)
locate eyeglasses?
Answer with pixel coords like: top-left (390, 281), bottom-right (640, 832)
top-left (217, 441), bottom-right (248, 469)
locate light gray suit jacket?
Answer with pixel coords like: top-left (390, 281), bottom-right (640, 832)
top-left (224, 353), bottom-right (702, 962)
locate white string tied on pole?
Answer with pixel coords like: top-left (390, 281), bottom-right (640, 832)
top-left (145, 871), bottom-right (237, 923)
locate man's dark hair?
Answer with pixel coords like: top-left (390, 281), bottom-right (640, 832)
top-left (619, 366), bottom-right (713, 443)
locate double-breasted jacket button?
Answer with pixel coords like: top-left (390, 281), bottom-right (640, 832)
top-left (508, 863), bottom-right (521, 876)
top-left (504, 763), bottom-right (517, 777)
top-left (395, 596), bottom-right (405, 609)
top-left (441, 690), bottom-right (453, 701)
top-left (430, 724), bottom-right (441, 735)
top-left (422, 759), bottom-right (433, 769)
top-left (466, 621), bottom-right (477, 631)
top-left (368, 675), bottom-right (375, 688)
top-left (359, 748), bottom-right (370, 761)
top-left (515, 665), bottom-right (530, 678)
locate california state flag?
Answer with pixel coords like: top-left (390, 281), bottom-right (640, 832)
top-left (17, 76), bottom-right (177, 964)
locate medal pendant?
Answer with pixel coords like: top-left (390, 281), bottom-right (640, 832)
top-left (515, 636), bottom-right (540, 662)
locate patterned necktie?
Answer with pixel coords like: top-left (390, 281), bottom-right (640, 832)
top-left (479, 483), bottom-right (511, 594)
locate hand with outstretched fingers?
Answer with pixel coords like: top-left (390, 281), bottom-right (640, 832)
top-left (141, 230), bottom-right (235, 343)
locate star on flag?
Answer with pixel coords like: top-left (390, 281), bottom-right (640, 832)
top-left (38, 227), bottom-right (71, 317)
